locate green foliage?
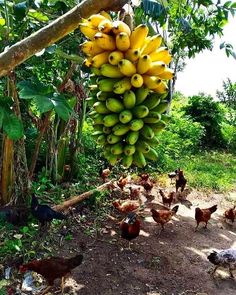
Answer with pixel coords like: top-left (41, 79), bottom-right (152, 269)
top-left (217, 78), bottom-right (236, 109)
top-left (183, 94), bottom-right (225, 147)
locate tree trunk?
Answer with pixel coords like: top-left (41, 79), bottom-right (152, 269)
top-left (0, 0), bottom-right (128, 77)
top-left (0, 136), bottom-right (14, 205)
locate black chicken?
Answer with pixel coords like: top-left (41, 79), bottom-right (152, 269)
top-left (31, 194), bottom-right (67, 229)
top-left (0, 206), bottom-right (29, 226)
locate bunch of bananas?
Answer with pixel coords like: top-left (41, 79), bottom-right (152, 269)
top-left (79, 12), bottom-right (173, 168)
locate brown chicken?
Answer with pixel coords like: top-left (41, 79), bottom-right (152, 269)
top-left (117, 175), bottom-right (128, 190)
top-left (113, 199), bottom-right (141, 213)
top-left (151, 205), bottom-right (179, 234)
top-left (100, 167), bottom-right (111, 183)
top-left (139, 173), bottom-right (149, 182)
top-left (159, 189), bottom-right (175, 207)
top-left (120, 212), bottom-right (140, 249)
top-left (140, 179), bottom-right (154, 195)
top-left (176, 169), bottom-right (187, 192)
top-left (195, 205), bottom-right (217, 230)
top-left (129, 186), bottom-right (141, 200)
top-left (19, 254), bottom-right (83, 294)
top-left (224, 206), bottom-right (236, 223)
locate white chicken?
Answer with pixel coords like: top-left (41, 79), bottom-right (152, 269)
top-left (207, 248), bottom-right (236, 277)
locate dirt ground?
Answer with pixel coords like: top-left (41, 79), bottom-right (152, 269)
top-left (20, 183), bottom-right (236, 295)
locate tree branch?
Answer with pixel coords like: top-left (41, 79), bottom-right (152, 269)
top-left (0, 0), bottom-right (128, 77)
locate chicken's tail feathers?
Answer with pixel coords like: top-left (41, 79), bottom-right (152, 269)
top-left (53, 210), bottom-right (67, 220)
top-left (209, 205), bottom-right (217, 214)
top-left (67, 254), bottom-right (83, 269)
top-left (207, 251), bottom-right (218, 265)
top-left (171, 205), bottom-right (179, 214)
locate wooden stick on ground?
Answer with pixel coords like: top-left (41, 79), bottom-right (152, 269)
top-left (52, 181), bottom-right (113, 212)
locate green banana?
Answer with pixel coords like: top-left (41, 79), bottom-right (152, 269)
top-left (124, 144), bottom-right (136, 156)
top-left (144, 147), bottom-right (158, 161)
top-left (135, 87), bottom-right (149, 105)
top-left (129, 119), bottom-right (144, 131)
top-left (103, 126), bottom-right (112, 134)
top-left (97, 91), bottom-right (113, 101)
top-left (93, 114), bottom-right (105, 124)
top-left (161, 114), bottom-right (171, 123)
top-left (111, 142), bottom-right (123, 155)
top-left (143, 111), bottom-right (161, 123)
top-left (107, 134), bottom-right (122, 144)
top-left (119, 110), bottom-right (133, 124)
top-left (149, 121), bottom-right (166, 133)
top-left (106, 98), bottom-right (124, 113)
top-left (98, 78), bottom-right (120, 92)
top-left (142, 93), bottom-right (161, 110)
top-left (123, 90), bottom-right (136, 109)
top-left (86, 96), bottom-right (96, 106)
top-left (113, 78), bottom-right (132, 94)
top-left (152, 100), bottom-right (169, 113)
top-left (100, 64), bottom-right (124, 78)
top-left (121, 155), bottom-right (133, 168)
top-left (103, 114), bottom-right (119, 127)
top-left (97, 134), bottom-right (107, 145)
top-left (126, 131), bottom-right (139, 145)
top-left (106, 153), bottom-right (120, 165)
top-left (140, 125), bottom-right (155, 139)
top-left (112, 123), bottom-right (130, 136)
top-left (136, 140), bottom-right (151, 153)
top-left (132, 105), bottom-right (149, 118)
top-left (133, 150), bottom-right (146, 168)
top-left (141, 136), bottom-right (160, 146)
top-left (93, 101), bottom-right (110, 114)
top-left (93, 125), bottom-right (103, 132)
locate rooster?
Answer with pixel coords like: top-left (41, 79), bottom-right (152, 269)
top-left (19, 254), bottom-right (83, 294)
top-left (120, 212), bottom-right (140, 250)
top-left (151, 205), bottom-right (179, 234)
top-left (195, 205), bottom-right (217, 230)
top-left (117, 175), bottom-right (128, 191)
top-left (207, 248), bottom-right (236, 278)
top-left (176, 169), bottom-right (187, 192)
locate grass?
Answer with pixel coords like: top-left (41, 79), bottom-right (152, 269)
top-left (174, 151), bottom-right (236, 192)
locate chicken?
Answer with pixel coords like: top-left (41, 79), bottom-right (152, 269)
top-left (140, 178), bottom-right (154, 195)
top-left (117, 175), bottom-right (128, 191)
top-left (129, 186), bottom-right (141, 200)
top-left (207, 248), bottom-right (236, 278)
top-left (224, 206), bottom-right (236, 223)
top-left (19, 254), bottom-right (83, 294)
top-left (100, 166), bottom-right (111, 183)
top-left (31, 194), bottom-right (67, 229)
top-left (168, 170), bottom-right (177, 184)
top-left (195, 204), bottom-right (217, 230)
top-left (151, 205), bottom-right (179, 234)
top-left (113, 199), bottom-right (141, 214)
top-left (120, 212), bottom-right (140, 249)
top-left (0, 206), bottom-right (29, 226)
top-left (175, 169), bottom-right (187, 192)
top-left (139, 173), bottom-right (149, 182)
top-left (159, 189), bottom-right (175, 207)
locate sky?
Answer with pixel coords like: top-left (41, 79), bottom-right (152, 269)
top-left (175, 16), bottom-right (236, 98)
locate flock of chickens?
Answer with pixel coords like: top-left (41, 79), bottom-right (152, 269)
top-left (2, 168), bottom-right (236, 294)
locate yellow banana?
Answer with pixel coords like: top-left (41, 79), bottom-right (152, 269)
top-left (137, 55), bottom-right (152, 74)
top-left (149, 47), bottom-right (172, 64)
top-left (83, 57), bottom-right (92, 67)
top-left (79, 23), bottom-right (98, 40)
top-left (113, 78), bottom-right (132, 94)
top-left (130, 24), bottom-right (149, 49)
top-left (112, 20), bottom-right (131, 36)
top-left (116, 32), bottom-right (130, 52)
top-left (124, 49), bottom-right (140, 62)
top-left (98, 19), bottom-right (113, 34)
top-left (80, 40), bottom-right (104, 57)
top-left (108, 51), bottom-right (124, 65)
top-left (131, 74), bottom-right (144, 88)
top-left (100, 10), bottom-right (112, 21)
top-left (153, 81), bottom-right (168, 94)
top-left (143, 75), bottom-right (162, 89)
top-left (100, 64), bottom-right (124, 78)
top-left (88, 14), bottom-right (107, 27)
top-left (158, 67), bottom-right (174, 80)
top-left (146, 61), bottom-right (166, 75)
top-left (118, 59), bottom-right (136, 77)
top-left (91, 51), bottom-right (110, 68)
top-left (94, 32), bottom-right (116, 51)
top-left (141, 34), bottom-right (162, 55)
